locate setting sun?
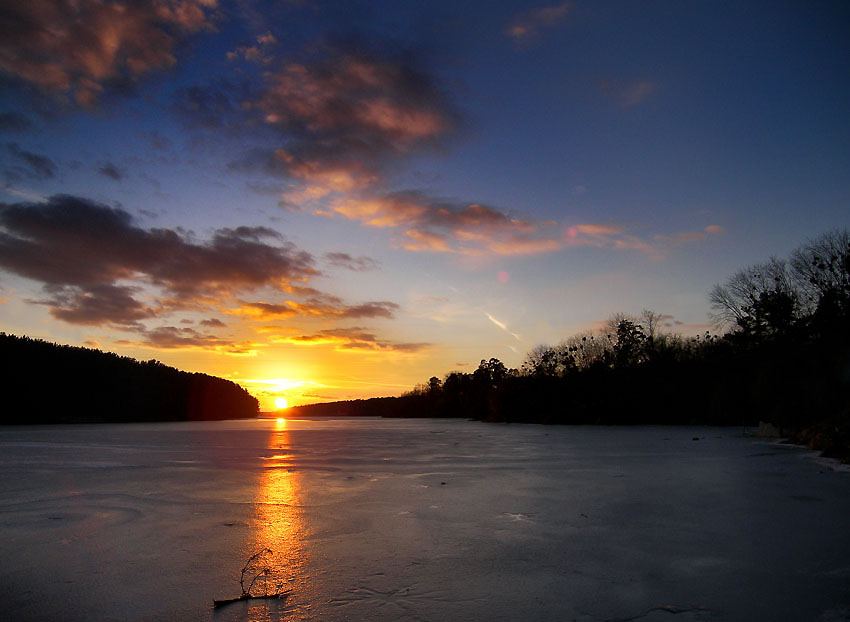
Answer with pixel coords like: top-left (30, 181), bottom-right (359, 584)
top-left (274, 397), bottom-right (289, 409)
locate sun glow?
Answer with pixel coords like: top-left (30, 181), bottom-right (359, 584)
top-left (274, 396), bottom-right (289, 409)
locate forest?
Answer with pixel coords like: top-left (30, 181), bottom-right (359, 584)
top-left (0, 333), bottom-right (259, 424)
top-left (293, 229), bottom-right (850, 461)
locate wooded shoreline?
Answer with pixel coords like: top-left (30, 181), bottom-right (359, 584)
top-left (0, 333), bottom-right (259, 424)
top-left (294, 231), bottom-right (850, 462)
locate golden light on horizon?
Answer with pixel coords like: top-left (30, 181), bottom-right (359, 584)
top-left (274, 397), bottom-right (288, 409)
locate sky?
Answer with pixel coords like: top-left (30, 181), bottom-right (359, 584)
top-left (1, 0), bottom-right (849, 409)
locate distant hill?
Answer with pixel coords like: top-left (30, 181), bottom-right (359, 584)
top-left (0, 333), bottom-right (258, 424)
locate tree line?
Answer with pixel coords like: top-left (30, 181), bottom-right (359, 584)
top-left (0, 333), bottom-right (259, 424)
top-left (293, 229), bottom-right (850, 460)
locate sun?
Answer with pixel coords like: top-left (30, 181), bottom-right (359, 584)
top-left (274, 397), bottom-right (288, 410)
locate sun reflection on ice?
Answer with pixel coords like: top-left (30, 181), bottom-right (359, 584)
top-left (247, 418), bottom-right (308, 618)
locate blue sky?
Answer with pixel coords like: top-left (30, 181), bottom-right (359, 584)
top-left (1, 0), bottom-right (849, 407)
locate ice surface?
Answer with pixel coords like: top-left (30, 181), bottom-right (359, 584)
top-left (1, 418), bottom-right (849, 621)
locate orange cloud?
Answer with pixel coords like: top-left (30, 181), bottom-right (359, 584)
top-left (0, 0), bottom-right (217, 106)
top-left (401, 230), bottom-right (454, 253)
top-left (277, 327), bottom-right (429, 353)
top-left (232, 297), bottom-right (399, 320)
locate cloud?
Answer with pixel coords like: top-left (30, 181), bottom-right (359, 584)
top-left (116, 325), bottom-right (260, 355)
top-left (486, 312), bottom-right (522, 341)
top-left (234, 295), bottom-right (399, 320)
top-left (653, 224), bottom-right (724, 247)
top-left (41, 283), bottom-right (156, 326)
top-left (200, 317), bottom-right (227, 328)
top-left (0, 194), bottom-right (318, 326)
top-left (98, 162), bottom-right (124, 181)
top-left (324, 252), bottom-right (380, 272)
top-left (0, 112), bottom-right (34, 133)
top-left (324, 190), bottom-right (560, 256)
top-left (506, 3), bottom-right (570, 42)
top-left (316, 187), bottom-right (719, 258)
top-left (230, 147), bottom-right (379, 201)
top-left (564, 222), bottom-right (723, 257)
top-left (229, 44), bottom-right (458, 200)
top-left (279, 326), bottom-right (429, 352)
top-left (564, 223), bottom-right (656, 254)
top-left (4, 142), bottom-right (57, 180)
top-left (0, 0), bottom-right (217, 106)
top-left (226, 32), bottom-right (277, 64)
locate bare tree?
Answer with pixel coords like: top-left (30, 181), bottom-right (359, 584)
top-left (790, 229), bottom-right (850, 317)
top-left (708, 257), bottom-right (800, 335)
top-left (560, 332), bottom-right (612, 370)
top-left (640, 309), bottom-right (665, 341)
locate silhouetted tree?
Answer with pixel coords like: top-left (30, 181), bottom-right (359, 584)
top-left (790, 229), bottom-right (850, 335)
top-left (709, 257), bottom-right (801, 338)
top-left (611, 318), bottom-right (646, 367)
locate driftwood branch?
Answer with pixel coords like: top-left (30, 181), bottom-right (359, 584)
top-left (213, 589), bottom-right (292, 609)
top-left (213, 548), bottom-right (292, 610)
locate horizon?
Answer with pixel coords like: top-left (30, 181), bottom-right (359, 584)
top-left (1, 1), bottom-right (849, 409)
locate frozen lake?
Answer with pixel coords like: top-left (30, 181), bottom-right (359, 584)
top-left (1, 418), bottom-right (849, 622)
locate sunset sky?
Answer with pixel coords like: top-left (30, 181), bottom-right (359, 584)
top-left (1, 0), bottom-right (849, 408)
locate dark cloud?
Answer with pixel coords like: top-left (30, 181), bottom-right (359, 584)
top-left (285, 326), bottom-right (429, 352)
top-left (200, 317), bottom-right (227, 328)
top-left (98, 162), bottom-right (124, 181)
top-left (5, 142), bottom-right (57, 180)
top-left (324, 252), bottom-right (380, 271)
top-left (115, 325), bottom-right (258, 354)
top-left (138, 326), bottom-right (226, 349)
top-left (0, 112), bottom-right (33, 132)
top-left (0, 0), bottom-right (217, 106)
top-left (0, 194), bottom-right (318, 325)
top-left (41, 283), bottom-right (155, 326)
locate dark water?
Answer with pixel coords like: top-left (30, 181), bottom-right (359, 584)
top-left (1, 418), bottom-right (848, 621)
